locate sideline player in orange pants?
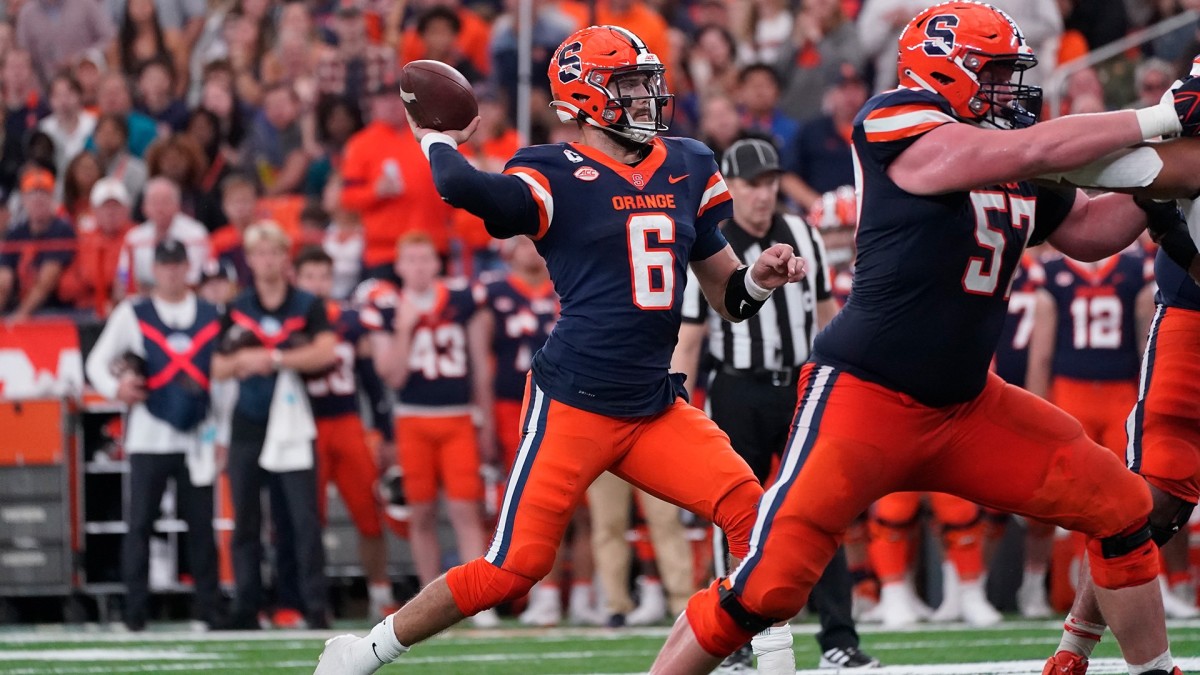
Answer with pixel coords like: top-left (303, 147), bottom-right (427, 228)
top-left (285, 248), bottom-right (396, 619)
top-left (650, 3), bottom-right (1200, 673)
top-left (868, 492), bottom-right (1000, 627)
top-left (315, 25), bottom-right (805, 674)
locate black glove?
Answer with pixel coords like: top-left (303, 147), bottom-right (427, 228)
top-left (1173, 75), bottom-right (1200, 137)
top-left (1135, 196), bottom-right (1199, 276)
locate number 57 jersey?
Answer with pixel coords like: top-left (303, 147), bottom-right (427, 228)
top-left (503, 136), bottom-right (731, 417)
top-left (812, 88), bottom-right (1078, 407)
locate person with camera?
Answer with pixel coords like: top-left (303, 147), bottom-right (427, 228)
top-left (84, 239), bottom-right (222, 632)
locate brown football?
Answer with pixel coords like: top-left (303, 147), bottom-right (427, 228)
top-left (398, 60), bottom-right (478, 132)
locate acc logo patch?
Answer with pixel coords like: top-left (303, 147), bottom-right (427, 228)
top-left (574, 166), bottom-right (599, 181)
top-left (1055, 271), bottom-right (1074, 287)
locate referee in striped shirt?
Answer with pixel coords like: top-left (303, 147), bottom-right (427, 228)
top-left (673, 138), bottom-right (878, 671)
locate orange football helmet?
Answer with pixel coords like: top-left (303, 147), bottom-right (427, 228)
top-left (549, 25), bottom-right (672, 144)
top-left (897, 1), bottom-right (1041, 128)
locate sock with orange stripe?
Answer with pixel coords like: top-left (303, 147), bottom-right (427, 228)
top-left (1056, 613), bottom-right (1105, 658)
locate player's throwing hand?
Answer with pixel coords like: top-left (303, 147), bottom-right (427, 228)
top-left (750, 243), bottom-right (806, 289)
top-left (407, 114), bottom-right (482, 145)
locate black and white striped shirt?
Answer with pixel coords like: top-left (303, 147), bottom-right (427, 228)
top-left (681, 213), bottom-right (833, 370)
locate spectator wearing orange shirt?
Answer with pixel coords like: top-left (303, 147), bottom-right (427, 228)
top-left (0, 167), bottom-right (76, 321)
top-left (340, 79), bottom-right (453, 280)
top-left (59, 178), bottom-right (134, 317)
top-left (209, 172), bottom-right (259, 286)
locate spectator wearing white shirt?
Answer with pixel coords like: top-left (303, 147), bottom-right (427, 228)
top-left (37, 74), bottom-right (97, 178)
top-left (84, 239), bottom-right (222, 632)
top-left (116, 176), bottom-right (209, 296)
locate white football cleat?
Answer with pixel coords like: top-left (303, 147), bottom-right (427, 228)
top-left (1160, 577), bottom-right (1200, 619)
top-left (519, 583), bottom-right (563, 626)
top-left (875, 582), bottom-right (924, 628)
top-left (567, 583), bottom-right (604, 625)
top-left (959, 579), bottom-right (1002, 627)
top-left (314, 634), bottom-right (382, 675)
top-left (472, 608), bottom-right (501, 628)
top-left (1017, 571), bottom-right (1052, 619)
top-left (626, 577), bottom-right (667, 626)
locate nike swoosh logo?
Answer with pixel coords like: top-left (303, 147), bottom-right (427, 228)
top-left (668, 174), bottom-right (688, 184)
top-left (739, 300), bottom-right (751, 314)
top-left (372, 642), bottom-right (385, 663)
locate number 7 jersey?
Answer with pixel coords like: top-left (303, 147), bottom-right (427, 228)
top-left (812, 88), bottom-right (1077, 407)
top-left (503, 136), bottom-right (731, 417)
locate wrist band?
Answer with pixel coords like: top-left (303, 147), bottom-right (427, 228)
top-left (744, 268), bottom-right (773, 301)
top-left (1135, 105), bottom-right (1182, 141)
top-left (420, 132), bottom-right (458, 160)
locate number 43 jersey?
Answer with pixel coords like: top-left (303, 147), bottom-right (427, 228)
top-left (361, 281), bottom-right (481, 411)
top-left (503, 137), bottom-right (731, 417)
top-left (812, 88), bottom-right (1077, 408)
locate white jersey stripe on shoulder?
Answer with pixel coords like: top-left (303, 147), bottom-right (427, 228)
top-left (511, 171), bottom-right (555, 229)
top-left (863, 109), bottom-right (956, 135)
top-left (698, 178), bottom-right (729, 214)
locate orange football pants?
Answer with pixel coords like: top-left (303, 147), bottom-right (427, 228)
top-left (395, 414), bottom-right (483, 503)
top-left (494, 398), bottom-right (524, 471)
top-left (687, 363), bottom-right (1154, 657)
top-left (1051, 377), bottom-right (1138, 457)
top-left (315, 414), bottom-right (383, 538)
top-left (1128, 305), bottom-right (1200, 503)
top-left (445, 376), bottom-right (762, 617)
top-left (870, 492), bottom-right (984, 582)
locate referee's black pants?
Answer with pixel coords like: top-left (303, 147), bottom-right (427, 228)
top-left (124, 452), bottom-right (219, 628)
top-left (227, 414), bottom-right (327, 625)
top-left (709, 367), bottom-right (861, 652)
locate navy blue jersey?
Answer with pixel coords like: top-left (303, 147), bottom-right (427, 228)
top-left (993, 255), bottom-right (1044, 388)
top-left (362, 282), bottom-right (481, 409)
top-left (483, 274), bottom-right (558, 402)
top-left (1155, 246), bottom-right (1200, 311)
top-left (812, 89), bottom-right (1076, 407)
top-left (134, 296), bottom-right (220, 431)
top-left (220, 286), bottom-right (331, 424)
top-left (307, 301), bottom-right (367, 419)
top-left (1042, 252), bottom-right (1150, 381)
top-left (503, 137), bottom-right (731, 416)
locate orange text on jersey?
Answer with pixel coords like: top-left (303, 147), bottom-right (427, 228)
top-left (612, 194), bottom-right (677, 211)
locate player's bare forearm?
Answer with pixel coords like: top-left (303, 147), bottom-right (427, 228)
top-left (370, 331), bottom-right (410, 390)
top-left (1025, 291), bottom-right (1057, 400)
top-left (281, 332), bottom-right (337, 373)
top-left (467, 311), bottom-right (494, 426)
top-left (894, 111), bottom-right (1158, 195)
top-left (1047, 192), bottom-right (1146, 262)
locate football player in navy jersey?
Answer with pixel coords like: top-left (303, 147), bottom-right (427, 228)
top-left (649, 2), bottom-right (1200, 673)
top-left (315, 24), bottom-right (805, 674)
top-left (292, 247), bottom-right (397, 620)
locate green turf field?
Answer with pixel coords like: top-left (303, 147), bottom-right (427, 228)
top-left (0, 619), bottom-right (1198, 674)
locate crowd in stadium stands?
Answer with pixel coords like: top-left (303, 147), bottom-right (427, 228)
top-left (2, 0), bottom-right (1200, 633)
